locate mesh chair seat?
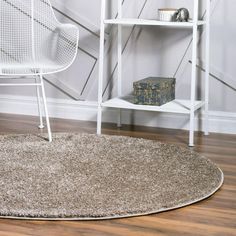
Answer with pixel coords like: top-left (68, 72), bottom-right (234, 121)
top-left (0, 0), bottom-right (79, 76)
top-left (0, 58), bottom-right (73, 75)
top-left (0, 0), bottom-right (79, 142)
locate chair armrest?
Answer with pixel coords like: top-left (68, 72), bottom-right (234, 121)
top-left (52, 23), bottom-right (79, 69)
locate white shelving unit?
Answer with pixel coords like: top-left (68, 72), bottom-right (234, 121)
top-left (97, 0), bottom-right (210, 147)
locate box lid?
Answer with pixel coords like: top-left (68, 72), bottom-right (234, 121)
top-left (133, 77), bottom-right (176, 90)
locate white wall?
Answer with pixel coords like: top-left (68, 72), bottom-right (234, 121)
top-left (0, 0), bottom-right (235, 133)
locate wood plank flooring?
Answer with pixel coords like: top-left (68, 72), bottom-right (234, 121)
top-left (0, 113), bottom-right (235, 236)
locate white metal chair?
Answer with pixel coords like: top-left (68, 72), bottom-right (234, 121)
top-left (0, 0), bottom-right (79, 142)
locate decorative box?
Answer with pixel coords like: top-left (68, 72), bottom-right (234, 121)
top-left (133, 77), bottom-right (176, 106)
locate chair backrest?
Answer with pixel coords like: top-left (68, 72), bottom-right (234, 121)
top-left (0, 0), bottom-right (59, 67)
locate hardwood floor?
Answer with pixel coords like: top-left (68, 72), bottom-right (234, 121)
top-left (0, 113), bottom-right (235, 236)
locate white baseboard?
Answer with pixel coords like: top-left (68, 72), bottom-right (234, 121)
top-left (0, 95), bottom-right (98, 121)
top-left (0, 95), bottom-right (235, 135)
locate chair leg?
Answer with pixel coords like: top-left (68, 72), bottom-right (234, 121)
top-left (35, 77), bottom-right (44, 129)
top-left (39, 74), bottom-right (52, 142)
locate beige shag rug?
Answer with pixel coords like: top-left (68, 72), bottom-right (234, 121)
top-left (0, 133), bottom-right (223, 220)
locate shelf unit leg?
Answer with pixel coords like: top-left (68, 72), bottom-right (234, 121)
top-left (189, 0), bottom-right (199, 147)
top-left (204, 0), bottom-right (210, 136)
top-left (97, 0), bottom-right (106, 135)
top-left (117, 109), bottom-right (122, 128)
top-left (117, 0), bottom-right (123, 128)
top-left (97, 106), bottom-right (102, 135)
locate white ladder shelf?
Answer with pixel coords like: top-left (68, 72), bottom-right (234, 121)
top-left (97, 0), bottom-right (210, 147)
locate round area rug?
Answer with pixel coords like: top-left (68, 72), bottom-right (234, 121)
top-left (0, 133), bottom-right (223, 220)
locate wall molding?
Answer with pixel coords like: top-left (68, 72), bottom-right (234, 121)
top-left (0, 95), bottom-right (235, 135)
top-left (51, 0), bottom-right (101, 37)
top-left (194, 59), bottom-right (236, 91)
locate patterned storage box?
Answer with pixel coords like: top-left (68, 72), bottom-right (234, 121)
top-left (133, 77), bottom-right (176, 106)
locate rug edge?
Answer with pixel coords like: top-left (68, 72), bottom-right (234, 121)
top-left (0, 168), bottom-right (224, 221)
